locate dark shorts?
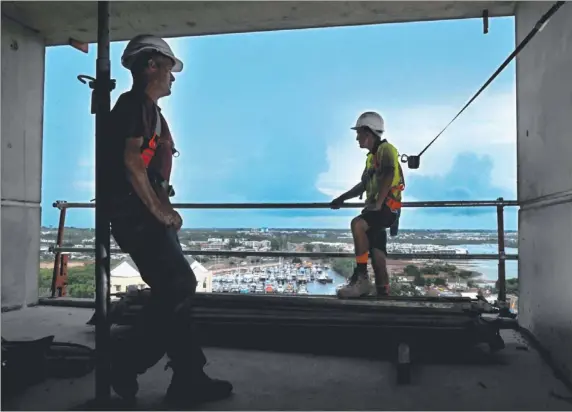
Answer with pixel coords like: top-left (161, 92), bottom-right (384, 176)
top-left (359, 205), bottom-right (398, 255)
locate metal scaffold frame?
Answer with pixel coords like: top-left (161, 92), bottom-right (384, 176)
top-left (50, 197), bottom-right (518, 302)
top-left (63, 1), bottom-right (522, 402)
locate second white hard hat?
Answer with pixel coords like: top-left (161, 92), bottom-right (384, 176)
top-left (351, 111), bottom-right (385, 136)
top-left (121, 34), bottom-right (183, 73)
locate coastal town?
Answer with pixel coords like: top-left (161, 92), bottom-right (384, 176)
top-left (39, 227), bottom-right (518, 311)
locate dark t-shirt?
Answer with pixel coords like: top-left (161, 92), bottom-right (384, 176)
top-left (106, 89), bottom-right (174, 198)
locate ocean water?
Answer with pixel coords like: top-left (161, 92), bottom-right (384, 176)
top-left (457, 244), bottom-right (518, 281)
top-left (306, 271), bottom-right (347, 295)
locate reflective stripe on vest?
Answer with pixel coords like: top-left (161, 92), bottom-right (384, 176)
top-left (141, 106), bottom-right (162, 167)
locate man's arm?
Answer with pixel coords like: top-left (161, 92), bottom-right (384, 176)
top-left (330, 181), bottom-right (364, 209)
top-left (339, 182), bottom-right (365, 201)
top-left (124, 137), bottom-right (165, 214)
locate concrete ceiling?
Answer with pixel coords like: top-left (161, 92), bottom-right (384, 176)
top-left (2, 1), bottom-right (516, 46)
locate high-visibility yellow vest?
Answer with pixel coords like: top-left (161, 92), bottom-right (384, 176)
top-left (363, 140), bottom-right (405, 211)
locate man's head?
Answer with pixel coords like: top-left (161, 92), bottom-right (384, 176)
top-left (121, 34), bottom-right (183, 99)
top-left (351, 111), bottom-right (385, 151)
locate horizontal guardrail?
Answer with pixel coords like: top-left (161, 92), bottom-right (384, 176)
top-left (50, 197), bottom-right (518, 303)
top-left (49, 246), bottom-right (518, 261)
top-left (53, 199), bottom-right (519, 209)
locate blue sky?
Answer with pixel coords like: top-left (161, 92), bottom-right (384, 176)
top-left (42, 16), bottom-right (518, 230)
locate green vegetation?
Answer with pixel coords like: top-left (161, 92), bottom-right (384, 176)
top-left (331, 259), bottom-right (355, 278)
top-left (389, 279), bottom-right (420, 297)
top-left (505, 277), bottom-right (519, 296)
top-left (39, 264), bottom-right (96, 299)
top-left (332, 259), bottom-right (479, 281)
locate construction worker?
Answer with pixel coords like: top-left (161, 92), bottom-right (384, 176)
top-left (104, 34), bottom-right (232, 407)
top-left (330, 111), bottom-right (404, 298)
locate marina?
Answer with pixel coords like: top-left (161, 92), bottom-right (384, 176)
top-left (212, 262), bottom-right (346, 296)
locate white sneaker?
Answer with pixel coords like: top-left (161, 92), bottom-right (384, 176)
top-left (336, 272), bottom-right (374, 299)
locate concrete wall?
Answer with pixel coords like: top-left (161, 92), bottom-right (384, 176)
top-left (515, 2), bottom-right (572, 383)
top-left (1, 17), bottom-right (45, 310)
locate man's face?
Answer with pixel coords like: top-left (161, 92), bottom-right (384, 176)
top-left (355, 127), bottom-right (372, 149)
top-left (148, 56), bottom-right (175, 97)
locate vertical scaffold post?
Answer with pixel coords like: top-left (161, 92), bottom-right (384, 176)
top-left (496, 197), bottom-right (507, 303)
top-left (50, 206), bottom-right (67, 297)
top-left (94, 0), bottom-right (112, 404)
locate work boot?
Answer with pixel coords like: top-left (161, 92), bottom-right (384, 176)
top-left (110, 361), bottom-right (139, 402)
top-left (164, 366), bottom-right (233, 407)
top-left (375, 284), bottom-right (391, 298)
top-left (336, 268), bottom-right (374, 299)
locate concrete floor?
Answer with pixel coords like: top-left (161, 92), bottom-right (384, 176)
top-left (2, 306), bottom-right (572, 411)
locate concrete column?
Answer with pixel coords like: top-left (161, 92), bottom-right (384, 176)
top-left (515, 2), bottom-right (572, 383)
top-left (1, 17), bottom-right (45, 311)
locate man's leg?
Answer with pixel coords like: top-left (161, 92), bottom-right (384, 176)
top-left (109, 222), bottom-right (232, 405)
top-left (157, 228), bottom-right (233, 407)
top-left (369, 206), bottom-right (397, 297)
top-left (369, 228), bottom-right (390, 296)
top-left (336, 214), bottom-right (375, 299)
top-left (109, 221), bottom-right (172, 401)
top-left (351, 214), bottom-right (371, 271)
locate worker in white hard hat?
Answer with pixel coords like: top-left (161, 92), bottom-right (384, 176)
top-left (330, 111), bottom-right (405, 299)
top-left (105, 34), bottom-right (233, 407)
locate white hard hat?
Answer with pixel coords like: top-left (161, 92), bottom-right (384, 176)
top-left (121, 34), bottom-right (183, 73)
top-left (351, 111), bottom-right (385, 136)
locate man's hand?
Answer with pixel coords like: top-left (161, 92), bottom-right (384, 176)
top-left (153, 206), bottom-right (183, 231)
top-left (171, 210), bottom-right (183, 231)
top-left (330, 196), bottom-right (345, 210)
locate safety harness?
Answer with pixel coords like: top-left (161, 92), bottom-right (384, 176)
top-left (362, 140), bottom-right (405, 213)
top-left (141, 106), bottom-right (162, 167)
top-left (140, 106), bottom-right (177, 197)
top-left (375, 152), bottom-right (405, 212)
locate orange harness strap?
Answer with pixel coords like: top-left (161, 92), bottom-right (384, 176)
top-left (140, 107), bottom-right (162, 167)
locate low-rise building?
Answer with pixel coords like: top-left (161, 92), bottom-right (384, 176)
top-left (110, 256), bottom-right (213, 297)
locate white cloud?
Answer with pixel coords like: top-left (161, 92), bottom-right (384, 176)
top-left (315, 86), bottom-right (517, 200)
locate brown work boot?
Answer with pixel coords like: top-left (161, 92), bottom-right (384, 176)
top-left (336, 267), bottom-right (375, 299)
top-left (164, 368), bottom-right (233, 407)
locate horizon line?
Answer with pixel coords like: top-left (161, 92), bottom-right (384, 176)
top-left (41, 226), bottom-right (518, 232)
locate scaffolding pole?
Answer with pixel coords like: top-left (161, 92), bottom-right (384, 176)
top-left (94, 0), bottom-right (111, 403)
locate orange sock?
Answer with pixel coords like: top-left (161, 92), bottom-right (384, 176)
top-left (355, 252), bottom-right (369, 264)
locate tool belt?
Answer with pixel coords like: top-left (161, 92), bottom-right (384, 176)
top-left (108, 173), bottom-right (174, 222)
top-left (147, 169), bottom-right (175, 197)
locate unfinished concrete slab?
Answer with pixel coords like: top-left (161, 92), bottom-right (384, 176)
top-left (2, 306), bottom-right (571, 411)
top-left (1, 1), bottom-right (516, 45)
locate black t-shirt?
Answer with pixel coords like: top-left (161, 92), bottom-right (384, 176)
top-left (105, 89), bottom-right (172, 198)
